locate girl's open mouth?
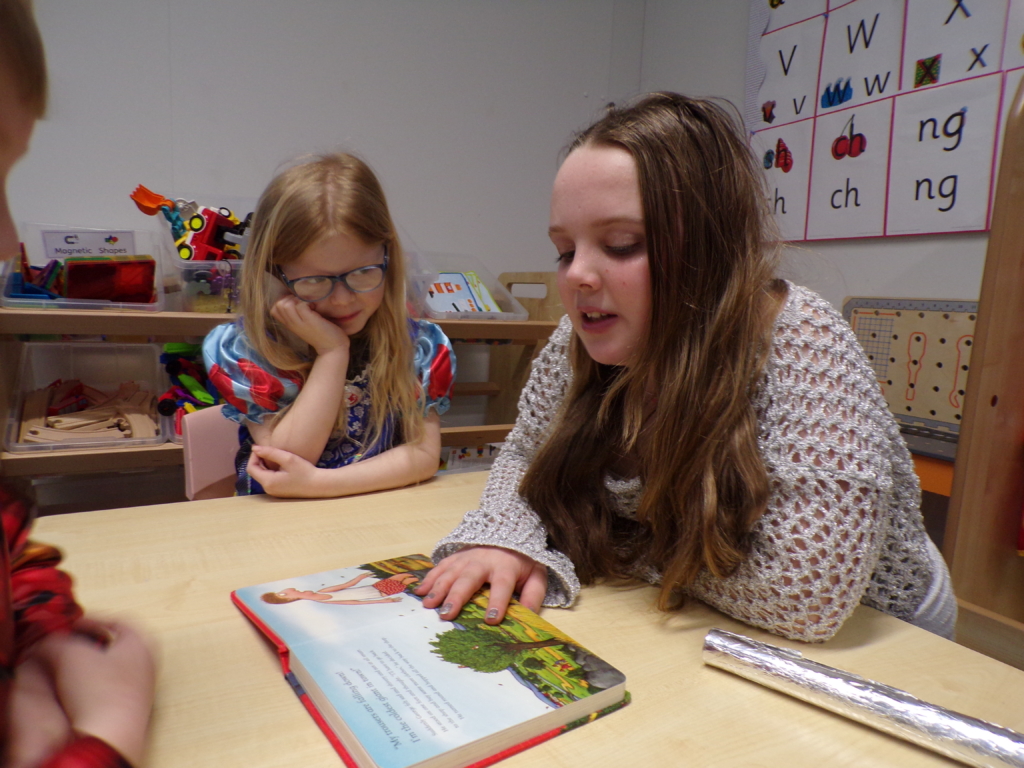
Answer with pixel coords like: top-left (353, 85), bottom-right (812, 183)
top-left (579, 310), bottom-right (617, 331)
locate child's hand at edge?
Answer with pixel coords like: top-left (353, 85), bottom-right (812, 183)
top-left (248, 445), bottom-right (323, 497)
top-left (33, 618), bottom-right (155, 767)
top-left (6, 654), bottom-right (72, 768)
top-left (270, 294), bottom-right (350, 356)
top-left (416, 547), bottom-right (547, 625)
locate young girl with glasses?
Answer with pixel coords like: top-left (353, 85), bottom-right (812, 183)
top-left (203, 153), bottom-right (455, 497)
top-left (417, 93), bottom-right (955, 643)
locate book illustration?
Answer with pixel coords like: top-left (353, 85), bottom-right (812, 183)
top-left (233, 555), bottom-right (627, 768)
top-left (262, 571), bottom-right (422, 607)
top-left (426, 271), bottom-right (501, 314)
top-left (429, 612), bottom-right (624, 709)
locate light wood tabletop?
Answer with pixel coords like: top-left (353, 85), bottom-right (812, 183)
top-left (35, 471), bottom-right (1024, 768)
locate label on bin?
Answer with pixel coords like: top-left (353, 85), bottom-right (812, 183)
top-left (42, 230), bottom-right (136, 258)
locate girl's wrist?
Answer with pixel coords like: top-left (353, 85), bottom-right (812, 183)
top-left (311, 464), bottom-right (353, 498)
top-left (314, 343), bottom-right (350, 362)
top-left (74, 712), bottom-right (150, 767)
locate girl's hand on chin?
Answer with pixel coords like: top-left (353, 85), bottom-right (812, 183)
top-left (271, 295), bottom-right (350, 356)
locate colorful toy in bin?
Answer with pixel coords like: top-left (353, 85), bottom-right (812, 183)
top-left (17, 378), bottom-right (160, 445)
top-left (158, 342), bottom-right (224, 441)
top-left (11, 244), bottom-right (63, 297)
top-left (64, 254), bottom-right (156, 302)
top-left (185, 260), bottom-right (239, 313)
top-left (130, 184), bottom-right (253, 261)
top-left (4, 242), bottom-right (158, 304)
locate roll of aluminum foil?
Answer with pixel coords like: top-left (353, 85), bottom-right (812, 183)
top-left (702, 628), bottom-right (1024, 768)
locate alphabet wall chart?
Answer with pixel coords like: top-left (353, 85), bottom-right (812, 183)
top-left (748, 0), bottom-right (1024, 241)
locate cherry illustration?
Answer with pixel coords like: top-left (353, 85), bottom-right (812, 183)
top-left (831, 115), bottom-right (867, 160)
top-left (831, 134), bottom-right (849, 160)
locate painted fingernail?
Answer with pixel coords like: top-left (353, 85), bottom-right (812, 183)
top-left (441, 603), bottom-right (453, 615)
top-left (427, 593), bottom-right (436, 600)
top-left (486, 609), bottom-right (499, 619)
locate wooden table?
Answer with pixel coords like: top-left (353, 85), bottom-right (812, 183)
top-left (35, 472), bottom-right (1024, 768)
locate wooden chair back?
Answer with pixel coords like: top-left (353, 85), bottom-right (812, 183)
top-left (182, 405), bottom-right (237, 500)
top-left (497, 271), bottom-right (564, 321)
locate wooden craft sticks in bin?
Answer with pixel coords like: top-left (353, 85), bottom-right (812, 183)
top-left (4, 343), bottom-right (166, 454)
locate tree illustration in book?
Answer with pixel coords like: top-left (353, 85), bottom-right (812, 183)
top-left (232, 555), bottom-right (628, 768)
top-left (432, 627), bottom-right (566, 672)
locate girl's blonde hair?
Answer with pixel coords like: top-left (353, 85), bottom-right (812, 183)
top-left (522, 93), bottom-right (783, 610)
top-left (239, 153), bottom-right (423, 451)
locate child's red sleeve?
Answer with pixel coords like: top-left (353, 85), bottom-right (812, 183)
top-left (2, 486), bottom-right (83, 659)
top-left (2, 489), bottom-right (130, 768)
top-left (38, 734), bottom-right (134, 768)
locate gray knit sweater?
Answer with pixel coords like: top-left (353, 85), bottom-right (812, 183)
top-left (434, 283), bottom-right (950, 641)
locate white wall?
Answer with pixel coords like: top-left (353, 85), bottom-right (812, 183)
top-left (12, 0), bottom-right (646, 278)
top-left (11, 0), bottom-right (988, 315)
top-left (639, 0), bottom-right (988, 311)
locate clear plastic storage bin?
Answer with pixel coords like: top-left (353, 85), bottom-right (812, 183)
top-left (155, 195), bottom-right (256, 312)
top-left (175, 259), bottom-right (241, 313)
top-left (419, 253), bottom-right (527, 321)
top-left (2, 226), bottom-right (166, 312)
top-left (5, 342), bottom-right (167, 453)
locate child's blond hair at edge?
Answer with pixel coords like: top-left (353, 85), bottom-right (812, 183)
top-left (0, 0), bottom-right (47, 118)
top-left (239, 154), bottom-right (423, 451)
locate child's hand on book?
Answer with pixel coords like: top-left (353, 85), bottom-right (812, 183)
top-left (271, 295), bottom-right (350, 356)
top-left (416, 546), bottom-right (547, 624)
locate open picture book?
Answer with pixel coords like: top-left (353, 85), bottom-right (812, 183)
top-left (232, 554), bottom-right (628, 768)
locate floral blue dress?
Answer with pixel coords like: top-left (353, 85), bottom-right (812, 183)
top-left (202, 319), bottom-right (455, 495)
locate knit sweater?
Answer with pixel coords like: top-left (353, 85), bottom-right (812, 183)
top-left (434, 283), bottom-right (947, 642)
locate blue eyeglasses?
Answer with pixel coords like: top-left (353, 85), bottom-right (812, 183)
top-left (278, 246), bottom-right (388, 302)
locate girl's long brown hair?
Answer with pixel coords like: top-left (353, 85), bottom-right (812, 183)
top-left (521, 93), bottom-right (783, 610)
top-left (239, 153), bottom-right (422, 451)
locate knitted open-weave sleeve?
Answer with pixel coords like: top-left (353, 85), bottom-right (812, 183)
top-left (432, 318), bottom-right (580, 606)
top-left (689, 284), bottom-right (931, 641)
top-left (433, 284), bottom-right (935, 641)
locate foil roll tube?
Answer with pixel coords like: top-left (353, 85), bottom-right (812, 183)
top-left (702, 629), bottom-right (1024, 768)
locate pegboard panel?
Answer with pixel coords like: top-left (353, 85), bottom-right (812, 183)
top-left (843, 297), bottom-right (977, 459)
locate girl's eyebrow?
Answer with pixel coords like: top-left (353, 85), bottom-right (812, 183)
top-left (548, 216), bottom-right (644, 235)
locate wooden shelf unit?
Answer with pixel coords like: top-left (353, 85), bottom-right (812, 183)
top-left (0, 308), bottom-right (556, 478)
top-left (0, 308), bottom-right (558, 342)
top-left (942, 78), bottom-right (1024, 669)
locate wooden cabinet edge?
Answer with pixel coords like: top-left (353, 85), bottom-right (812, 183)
top-left (0, 308), bottom-right (558, 341)
top-left (0, 426), bottom-right (519, 476)
top-left (0, 442), bottom-right (184, 477)
top-left (955, 599), bottom-right (1024, 671)
top-left (440, 425), bottom-right (513, 446)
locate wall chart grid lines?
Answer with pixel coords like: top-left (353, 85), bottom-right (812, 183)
top-left (747, 0), bottom-right (1024, 242)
